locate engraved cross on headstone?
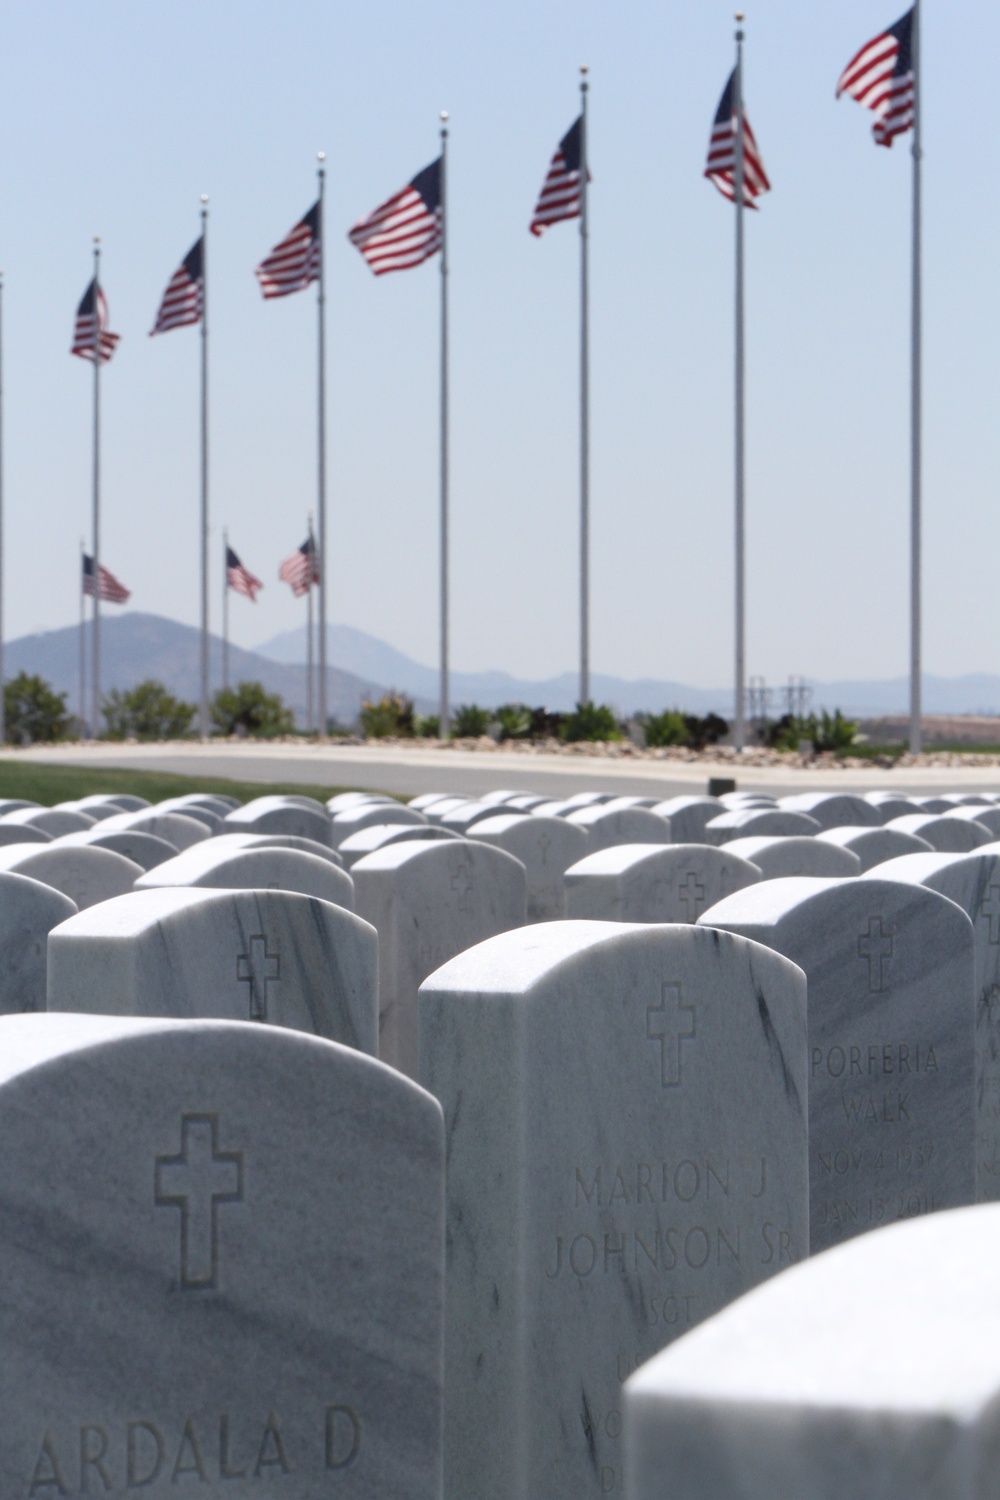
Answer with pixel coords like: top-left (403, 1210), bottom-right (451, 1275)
top-left (646, 982), bottom-right (696, 1087)
top-left (155, 1114), bottom-right (244, 1289)
top-left (537, 830), bottom-right (552, 867)
top-left (858, 916), bottom-right (894, 993)
top-left (237, 934), bottom-right (280, 1021)
top-left (450, 860), bottom-right (473, 913)
top-left (678, 872), bottom-right (706, 921)
top-left (982, 883), bottom-right (1000, 945)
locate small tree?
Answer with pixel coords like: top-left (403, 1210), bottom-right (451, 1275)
top-left (102, 680), bottom-right (195, 742)
top-left (4, 672), bottom-right (71, 745)
top-left (494, 703), bottom-right (532, 741)
top-left (211, 681), bottom-right (294, 738)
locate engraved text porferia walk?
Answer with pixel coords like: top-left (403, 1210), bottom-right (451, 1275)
top-left (155, 1114), bottom-right (244, 1289)
top-left (646, 982), bottom-right (696, 1087)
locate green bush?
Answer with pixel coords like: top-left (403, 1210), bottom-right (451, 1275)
top-left (359, 693), bottom-right (415, 738)
top-left (529, 707), bottom-right (565, 740)
top-left (415, 713), bottom-right (440, 738)
top-left (494, 703), bottom-right (533, 741)
top-left (450, 704), bottom-right (492, 738)
top-left (643, 709), bottom-right (689, 747)
top-left (211, 681), bottom-right (294, 738)
top-left (4, 672), bottom-right (71, 745)
top-left (102, 680), bottom-right (196, 742)
top-left (561, 701), bottom-right (622, 743)
top-left (763, 709), bottom-right (858, 753)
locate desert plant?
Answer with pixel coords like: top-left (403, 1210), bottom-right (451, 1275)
top-left (763, 709), bottom-right (857, 754)
top-left (359, 693), bottom-right (415, 738)
top-left (814, 708), bottom-right (859, 753)
top-left (494, 702), bottom-right (532, 741)
top-left (450, 703), bottom-right (492, 738)
top-left (560, 701), bottom-right (622, 743)
top-left (211, 681), bottom-right (294, 738)
top-left (4, 672), bottom-right (71, 745)
top-left (415, 713), bottom-right (440, 738)
top-left (102, 680), bottom-right (196, 742)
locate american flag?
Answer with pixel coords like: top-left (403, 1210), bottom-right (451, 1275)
top-left (71, 280), bottom-right (120, 363)
top-left (226, 547), bottom-right (263, 603)
top-left (530, 116), bottom-right (585, 236)
top-left (348, 159), bottom-right (442, 276)
top-left (278, 535), bottom-right (319, 598)
top-left (82, 555), bottom-right (130, 604)
top-left (150, 237), bottom-right (204, 335)
top-left (255, 202), bottom-right (321, 299)
top-left (837, 9), bottom-right (915, 148)
top-left (705, 70), bottom-right (771, 206)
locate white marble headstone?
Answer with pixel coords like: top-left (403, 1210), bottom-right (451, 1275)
top-left (469, 813), bottom-right (588, 922)
top-left (0, 806), bottom-right (95, 837)
top-left (722, 835), bottom-right (860, 879)
top-left (777, 792), bottom-right (881, 829)
top-left (0, 843), bottom-right (142, 909)
top-left (353, 840), bottom-right (527, 1077)
top-left (624, 1203), bottom-right (1000, 1500)
top-left (565, 844), bottom-right (761, 923)
top-left (816, 824), bottom-right (933, 871)
top-left (565, 805), bottom-right (671, 851)
top-left (0, 1014), bottom-right (443, 1497)
top-left (419, 921), bottom-right (808, 1500)
top-left (57, 826), bottom-right (180, 870)
top-left (886, 812), bottom-right (993, 852)
top-left (48, 888), bottom-right (378, 1054)
top-left (0, 872), bottom-right (76, 1012)
top-left (704, 809), bottom-right (822, 845)
top-left (135, 845), bottom-right (354, 909)
top-left (648, 797), bottom-right (723, 843)
top-left (862, 847), bottom-right (1000, 1202)
top-left (701, 876), bottom-right (976, 1251)
top-left (338, 823), bottom-right (461, 868)
top-left (222, 798), bottom-right (334, 848)
top-left (103, 809), bottom-right (211, 851)
top-left (330, 802), bottom-right (427, 847)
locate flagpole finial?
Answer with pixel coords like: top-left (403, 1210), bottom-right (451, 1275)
top-left (93, 235), bottom-right (100, 245)
top-left (201, 193), bottom-right (208, 204)
top-left (440, 109), bottom-right (448, 121)
top-left (317, 150), bottom-right (325, 163)
top-left (580, 63), bottom-right (589, 74)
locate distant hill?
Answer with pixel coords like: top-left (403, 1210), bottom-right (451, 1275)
top-left (6, 613), bottom-right (391, 727)
top-left (255, 622), bottom-right (1000, 718)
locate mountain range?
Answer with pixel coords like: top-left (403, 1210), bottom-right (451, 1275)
top-left (4, 612), bottom-right (1000, 724)
top-left (254, 622), bottom-right (1000, 719)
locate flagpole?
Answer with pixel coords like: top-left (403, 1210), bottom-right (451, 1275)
top-left (438, 112), bottom-right (451, 738)
top-left (199, 195), bottom-right (210, 741)
top-left (733, 16), bottom-right (747, 752)
top-left (222, 524), bottom-right (229, 692)
top-left (579, 64), bottom-right (590, 708)
top-left (0, 268), bottom-right (5, 750)
top-left (317, 152), bottom-right (328, 740)
top-left (307, 512), bottom-right (315, 733)
top-left (91, 237), bottom-right (101, 742)
top-left (79, 537), bottom-right (86, 735)
top-left (909, 0), bottom-right (922, 755)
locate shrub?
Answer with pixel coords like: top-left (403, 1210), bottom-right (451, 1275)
top-left (684, 712), bottom-right (729, 750)
top-left (529, 707), bottom-right (565, 740)
top-left (415, 713), bottom-right (440, 738)
top-left (211, 681), bottom-right (294, 738)
top-left (102, 680), bottom-right (195, 742)
top-left (4, 672), bottom-right (71, 745)
top-left (561, 701), bottom-right (622, 743)
top-left (450, 704), bottom-right (492, 738)
top-left (494, 703), bottom-right (533, 742)
top-left (763, 709), bottom-right (858, 753)
top-left (359, 693), bottom-right (415, 738)
top-left (643, 709), bottom-right (689, 748)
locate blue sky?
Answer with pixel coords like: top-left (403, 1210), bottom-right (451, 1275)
top-left (0, 1), bottom-right (995, 691)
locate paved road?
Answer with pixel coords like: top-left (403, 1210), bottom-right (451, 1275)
top-left (10, 741), bottom-right (1000, 800)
